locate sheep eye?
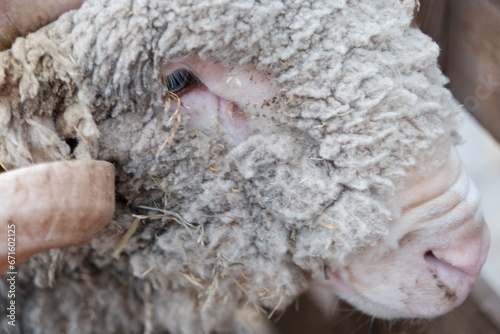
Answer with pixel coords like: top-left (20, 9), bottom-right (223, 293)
top-left (163, 69), bottom-right (196, 94)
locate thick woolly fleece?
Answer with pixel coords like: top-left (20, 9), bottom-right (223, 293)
top-left (0, 0), bottom-right (461, 333)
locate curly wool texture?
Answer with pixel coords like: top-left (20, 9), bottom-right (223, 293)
top-left (0, 0), bottom-right (461, 333)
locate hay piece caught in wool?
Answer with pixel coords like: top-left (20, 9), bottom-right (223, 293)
top-left (0, 0), bottom-right (464, 333)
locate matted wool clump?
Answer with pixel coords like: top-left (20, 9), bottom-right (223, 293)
top-left (0, 0), bottom-right (461, 333)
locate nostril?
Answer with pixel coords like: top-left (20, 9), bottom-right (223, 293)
top-left (423, 250), bottom-right (472, 281)
top-left (424, 247), bottom-right (484, 278)
top-left (424, 250), bottom-right (452, 272)
top-left (423, 226), bottom-right (490, 279)
top-left (424, 250), bottom-right (437, 263)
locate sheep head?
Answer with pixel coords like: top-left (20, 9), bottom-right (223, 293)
top-left (0, 0), bottom-right (490, 333)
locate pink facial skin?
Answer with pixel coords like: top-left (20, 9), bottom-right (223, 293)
top-left (161, 58), bottom-right (277, 146)
top-left (160, 58), bottom-right (490, 319)
top-left (319, 145), bottom-right (490, 318)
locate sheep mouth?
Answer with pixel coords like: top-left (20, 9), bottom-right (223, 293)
top-left (318, 264), bottom-right (474, 319)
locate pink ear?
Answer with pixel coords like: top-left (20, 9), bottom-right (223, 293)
top-left (0, 160), bottom-right (115, 272)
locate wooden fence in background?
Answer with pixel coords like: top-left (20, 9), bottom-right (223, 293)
top-left (416, 0), bottom-right (500, 142)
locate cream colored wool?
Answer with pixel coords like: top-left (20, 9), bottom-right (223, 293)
top-left (0, 0), bottom-right (461, 333)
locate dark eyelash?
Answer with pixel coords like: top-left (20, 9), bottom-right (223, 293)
top-left (163, 69), bottom-right (196, 93)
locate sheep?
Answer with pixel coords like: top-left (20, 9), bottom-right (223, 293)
top-left (0, 0), bottom-right (491, 333)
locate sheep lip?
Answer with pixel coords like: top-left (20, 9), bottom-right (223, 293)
top-left (320, 271), bottom-right (410, 319)
top-left (322, 270), bottom-right (360, 297)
